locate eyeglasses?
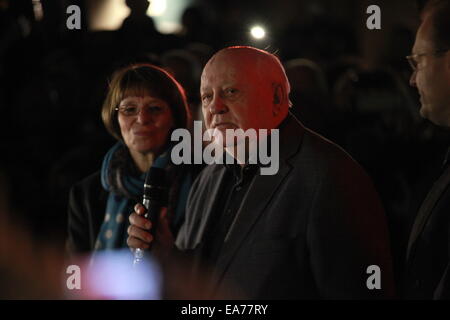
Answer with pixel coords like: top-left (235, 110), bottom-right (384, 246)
top-left (115, 105), bottom-right (165, 117)
top-left (406, 49), bottom-right (448, 71)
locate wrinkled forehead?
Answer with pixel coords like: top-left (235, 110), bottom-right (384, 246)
top-left (201, 51), bottom-right (262, 89)
top-left (413, 16), bottom-right (435, 53)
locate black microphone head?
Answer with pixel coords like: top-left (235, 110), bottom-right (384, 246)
top-left (145, 167), bottom-right (166, 187)
top-left (143, 167), bottom-right (167, 204)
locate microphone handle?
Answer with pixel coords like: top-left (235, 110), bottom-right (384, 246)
top-left (133, 199), bottom-right (162, 265)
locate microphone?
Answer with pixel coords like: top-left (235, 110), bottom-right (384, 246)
top-left (133, 167), bottom-right (167, 265)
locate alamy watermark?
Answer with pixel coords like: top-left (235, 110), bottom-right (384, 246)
top-left (366, 264), bottom-right (381, 290)
top-left (66, 264), bottom-right (81, 290)
top-left (170, 121), bottom-right (280, 175)
top-left (66, 5), bottom-right (81, 30)
top-left (366, 5), bottom-right (381, 30)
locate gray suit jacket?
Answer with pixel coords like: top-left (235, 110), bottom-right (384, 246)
top-left (176, 114), bottom-right (395, 299)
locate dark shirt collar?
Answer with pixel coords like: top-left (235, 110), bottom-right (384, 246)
top-left (225, 162), bottom-right (259, 182)
top-left (222, 114), bottom-right (291, 174)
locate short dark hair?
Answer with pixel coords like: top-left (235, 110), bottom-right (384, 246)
top-left (102, 63), bottom-right (191, 141)
top-left (422, 0), bottom-right (450, 51)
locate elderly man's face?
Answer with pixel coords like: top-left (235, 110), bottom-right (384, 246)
top-left (410, 16), bottom-right (450, 126)
top-left (200, 52), bottom-right (277, 146)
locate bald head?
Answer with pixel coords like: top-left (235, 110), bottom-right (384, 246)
top-left (200, 46), bottom-right (291, 136)
top-left (203, 46), bottom-right (291, 104)
top-left (199, 46), bottom-right (292, 146)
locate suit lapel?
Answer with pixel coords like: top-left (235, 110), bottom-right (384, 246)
top-left (407, 165), bottom-right (450, 260)
top-left (213, 162), bottom-right (292, 282)
top-left (213, 114), bottom-right (305, 285)
top-left (191, 166), bottom-right (227, 249)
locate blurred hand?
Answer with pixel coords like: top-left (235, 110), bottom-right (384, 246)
top-left (127, 203), bottom-right (174, 253)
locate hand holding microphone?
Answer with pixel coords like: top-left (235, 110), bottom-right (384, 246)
top-left (127, 203), bottom-right (156, 251)
top-left (128, 204), bottom-right (174, 257)
top-left (128, 168), bottom-right (174, 264)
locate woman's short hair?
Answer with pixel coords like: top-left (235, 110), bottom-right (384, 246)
top-left (102, 63), bottom-right (192, 141)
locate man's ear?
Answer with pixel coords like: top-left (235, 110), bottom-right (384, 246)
top-left (272, 83), bottom-right (284, 116)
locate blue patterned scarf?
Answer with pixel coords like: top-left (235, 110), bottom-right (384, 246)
top-left (93, 142), bottom-right (192, 252)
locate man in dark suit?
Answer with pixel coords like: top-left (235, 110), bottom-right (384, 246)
top-left (128, 46), bottom-right (395, 299)
top-left (404, 0), bottom-right (450, 299)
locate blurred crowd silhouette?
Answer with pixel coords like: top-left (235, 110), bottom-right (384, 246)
top-left (1, 0), bottom-right (450, 297)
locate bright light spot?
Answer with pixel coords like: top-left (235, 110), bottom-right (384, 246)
top-left (88, 0), bottom-right (129, 31)
top-left (148, 0), bottom-right (167, 16)
top-left (32, 0), bottom-right (44, 21)
top-left (250, 26), bottom-right (266, 39)
top-left (87, 0), bottom-right (190, 33)
top-left (85, 250), bottom-right (163, 300)
top-left (158, 21), bottom-right (180, 34)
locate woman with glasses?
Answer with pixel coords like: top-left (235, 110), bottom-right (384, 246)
top-left (66, 64), bottom-right (195, 254)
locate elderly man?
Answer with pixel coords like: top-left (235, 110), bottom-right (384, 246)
top-left (128, 46), bottom-right (395, 299)
top-left (404, 0), bottom-right (450, 299)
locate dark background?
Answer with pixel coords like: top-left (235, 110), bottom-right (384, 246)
top-left (0, 0), bottom-right (449, 286)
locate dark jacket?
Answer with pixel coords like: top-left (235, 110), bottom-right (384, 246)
top-left (405, 163), bottom-right (450, 299)
top-left (67, 171), bottom-right (107, 253)
top-left (176, 114), bottom-right (396, 299)
top-left (67, 165), bottom-right (202, 254)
